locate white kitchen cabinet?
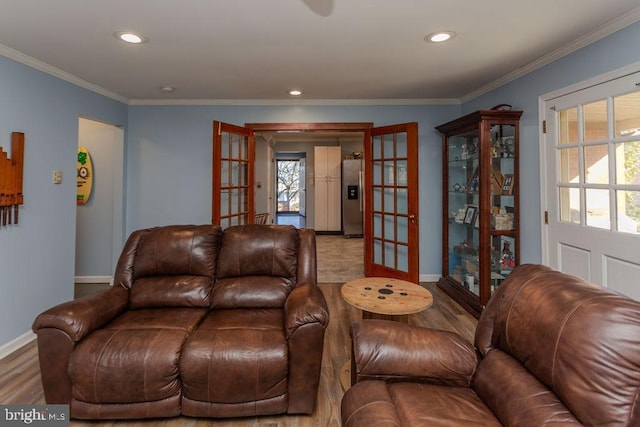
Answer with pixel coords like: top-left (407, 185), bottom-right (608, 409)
top-left (314, 146), bottom-right (341, 231)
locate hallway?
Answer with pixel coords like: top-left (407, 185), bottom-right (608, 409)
top-left (316, 235), bottom-right (364, 283)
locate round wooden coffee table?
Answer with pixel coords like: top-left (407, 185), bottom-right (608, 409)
top-left (340, 277), bottom-right (434, 390)
top-left (341, 277), bottom-right (433, 323)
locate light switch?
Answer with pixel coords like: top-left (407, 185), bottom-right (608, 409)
top-left (53, 170), bottom-right (63, 184)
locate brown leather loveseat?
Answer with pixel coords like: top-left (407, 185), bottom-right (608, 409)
top-left (33, 224), bottom-right (329, 420)
top-left (341, 264), bottom-right (640, 426)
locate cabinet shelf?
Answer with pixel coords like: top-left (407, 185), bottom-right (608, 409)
top-left (436, 110), bottom-right (522, 318)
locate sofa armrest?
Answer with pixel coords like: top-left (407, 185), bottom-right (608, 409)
top-left (352, 320), bottom-right (477, 387)
top-left (32, 286), bottom-right (129, 342)
top-left (284, 283), bottom-right (329, 414)
top-left (284, 283), bottom-right (329, 338)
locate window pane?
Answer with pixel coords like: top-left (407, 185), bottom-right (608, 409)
top-left (397, 245), bottom-right (408, 272)
top-left (559, 147), bottom-right (580, 183)
top-left (383, 134), bottom-right (394, 158)
top-left (396, 133), bottom-right (407, 158)
top-left (397, 188), bottom-right (408, 214)
top-left (384, 242), bottom-right (395, 268)
top-left (373, 213), bottom-right (382, 238)
top-left (384, 161), bottom-right (394, 185)
top-left (614, 92), bottom-right (640, 137)
top-left (372, 136), bottom-right (382, 160)
top-left (373, 161), bottom-right (382, 185)
top-left (583, 100), bottom-right (607, 142)
top-left (397, 216), bottom-right (408, 243)
top-left (586, 188), bottom-right (610, 229)
top-left (584, 145), bottom-right (609, 184)
top-left (384, 214), bottom-right (395, 240)
top-left (221, 160), bottom-right (230, 186)
top-left (373, 239), bottom-right (382, 264)
top-left (373, 188), bottom-right (382, 211)
top-left (559, 107), bottom-right (578, 145)
top-left (559, 187), bottom-right (580, 224)
top-left (617, 190), bottom-right (640, 234)
top-left (396, 160), bottom-right (408, 186)
top-left (221, 134), bottom-right (230, 158)
top-left (383, 188), bottom-right (394, 213)
top-left (615, 141), bottom-right (640, 185)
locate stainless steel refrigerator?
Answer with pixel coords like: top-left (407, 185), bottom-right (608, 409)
top-left (342, 159), bottom-right (364, 237)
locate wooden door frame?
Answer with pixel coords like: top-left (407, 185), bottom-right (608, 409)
top-left (246, 122), bottom-right (419, 282)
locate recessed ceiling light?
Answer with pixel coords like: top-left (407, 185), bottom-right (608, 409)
top-left (425, 31), bottom-right (456, 43)
top-left (114, 31), bottom-right (147, 44)
top-left (159, 85), bottom-right (175, 93)
top-left (289, 90), bottom-right (303, 96)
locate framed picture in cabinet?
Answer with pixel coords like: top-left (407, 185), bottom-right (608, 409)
top-left (464, 205), bottom-right (477, 225)
top-left (502, 174), bottom-right (515, 195)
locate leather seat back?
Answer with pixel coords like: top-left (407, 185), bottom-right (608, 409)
top-left (113, 225), bottom-right (222, 308)
top-left (212, 224), bottom-right (299, 308)
top-left (474, 264), bottom-right (640, 426)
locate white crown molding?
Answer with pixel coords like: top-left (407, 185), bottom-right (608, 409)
top-left (0, 43), bottom-right (129, 104)
top-left (128, 98), bottom-right (461, 106)
top-left (460, 6), bottom-right (640, 104)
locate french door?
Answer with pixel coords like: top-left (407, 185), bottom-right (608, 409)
top-left (543, 70), bottom-right (640, 300)
top-left (212, 121), bottom-right (255, 228)
top-left (365, 123), bottom-right (419, 283)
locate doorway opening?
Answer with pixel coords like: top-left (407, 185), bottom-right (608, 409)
top-left (275, 152), bottom-right (306, 227)
top-left (75, 117), bottom-right (124, 286)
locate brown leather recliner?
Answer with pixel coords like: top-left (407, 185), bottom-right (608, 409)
top-left (341, 264), bottom-right (640, 426)
top-left (33, 224), bottom-right (329, 420)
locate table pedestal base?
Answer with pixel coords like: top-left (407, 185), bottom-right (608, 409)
top-left (363, 310), bottom-right (408, 323)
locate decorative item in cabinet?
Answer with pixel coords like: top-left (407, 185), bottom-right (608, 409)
top-left (436, 110), bottom-right (522, 318)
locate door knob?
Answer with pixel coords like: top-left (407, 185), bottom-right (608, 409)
top-left (409, 214), bottom-right (416, 223)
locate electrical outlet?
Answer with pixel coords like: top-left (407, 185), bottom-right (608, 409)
top-left (53, 170), bottom-right (63, 184)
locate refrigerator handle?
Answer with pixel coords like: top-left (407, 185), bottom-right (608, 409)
top-left (358, 170), bottom-right (364, 212)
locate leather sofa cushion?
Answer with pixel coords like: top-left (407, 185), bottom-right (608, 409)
top-left (181, 309), bottom-right (288, 405)
top-left (474, 349), bottom-right (580, 425)
top-left (211, 276), bottom-right (294, 308)
top-left (126, 225), bottom-right (222, 308)
top-left (216, 225), bottom-right (298, 280)
top-left (342, 381), bottom-right (501, 427)
top-left (105, 308), bottom-right (207, 332)
top-left (69, 308), bottom-right (207, 405)
top-left (213, 225), bottom-right (299, 308)
top-left (69, 328), bottom-right (188, 404)
top-left (134, 225), bottom-right (221, 278)
top-left (478, 264), bottom-right (640, 424)
top-left (130, 276), bottom-right (213, 308)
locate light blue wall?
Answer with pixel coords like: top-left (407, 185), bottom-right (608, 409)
top-left (0, 55), bottom-right (127, 347)
top-left (1, 19), bottom-right (639, 349)
top-left (462, 20), bottom-right (640, 264)
top-left (127, 103), bottom-right (461, 275)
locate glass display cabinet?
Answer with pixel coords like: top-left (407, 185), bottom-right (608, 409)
top-left (435, 110), bottom-right (523, 318)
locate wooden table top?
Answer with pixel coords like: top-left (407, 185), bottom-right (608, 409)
top-left (341, 277), bottom-right (433, 316)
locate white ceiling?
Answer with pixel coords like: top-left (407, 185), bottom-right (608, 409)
top-left (0, 0), bottom-right (639, 103)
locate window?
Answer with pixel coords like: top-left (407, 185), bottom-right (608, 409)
top-left (556, 90), bottom-right (640, 234)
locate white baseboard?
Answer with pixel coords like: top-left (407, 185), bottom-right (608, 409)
top-left (75, 275), bottom-right (113, 285)
top-left (420, 274), bottom-right (441, 283)
top-left (0, 331), bottom-right (36, 361)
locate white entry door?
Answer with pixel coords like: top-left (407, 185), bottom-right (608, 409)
top-left (543, 70), bottom-right (640, 300)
